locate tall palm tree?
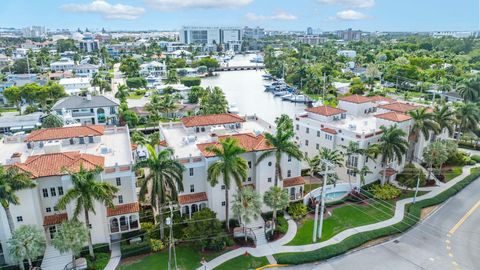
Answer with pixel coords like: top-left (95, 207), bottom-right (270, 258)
top-left (0, 167), bottom-right (35, 234)
top-left (455, 102), bottom-right (480, 143)
top-left (378, 125), bottom-right (409, 184)
top-left (257, 115), bottom-right (303, 187)
top-left (355, 166), bottom-right (373, 188)
top-left (232, 186), bottom-right (262, 241)
top-left (158, 94), bottom-right (178, 119)
top-left (304, 155), bottom-right (320, 196)
top-left (56, 165), bottom-right (118, 258)
top-left (317, 147), bottom-right (344, 178)
top-left (407, 107), bottom-right (440, 162)
top-left (91, 72), bottom-right (102, 93)
top-left (432, 105), bottom-right (456, 140)
top-left (135, 145), bottom-right (184, 239)
top-left (115, 84), bottom-right (129, 102)
top-left (206, 137), bottom-right (248, 231)
top-left (342, 141), bottom-right (363, 188)
top-left (457, 81), bottom-right (478, 102)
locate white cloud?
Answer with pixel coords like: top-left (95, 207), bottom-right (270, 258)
top-left (335, 9), bottom-right (369, 20)
top-left (245, 11), bottom-right (297, 21)
top-left (62, 0), bottom-right (145, 20)
top-left (145, 0), bottom-right (253, 11)
top-left (318, 0), bottom-right (375, 8)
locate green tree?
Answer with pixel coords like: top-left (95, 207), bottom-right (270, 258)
top-left (8, 225), bottom-right (45, 269)
top-left (180, 77), bottom-right (201, 87)
top-left (3, 86), bottom-right (22, 114)
top-left (232, 186), bottom-right (262, 241)
top-left (157, 94), bottom-right (177, 119)
top-left (115, 84), bottom-right (130, 102)
top-left (407, 107), bottom-right (440, 161)
top-left (263, 186), bottom-right (289, 222)
top-left (56, 165), bottom-right (118, 258)
top-left (182, 208), bottom-right (225, 251)
top-left (0, 167), bottom-right (35, 234)
top-left (192, 57), bottom-right (220, 69)
top-left (423, 141), bottom-right (448, 181)
top-left (206, 138), bottom-right (248, 231)
top-left (455, 102), bottom-right (480, 143)
top-left (432, 105), bottom-right (456, 139)
top-left (120, 57), bottom-right (140, 77)
top-left (42, 114), bottom-right (64, 128)
top-left (257, 115), bottom-right (303, 187)
top-left (187, 86), bottom-right (207, 104)
top-left (135, 146), bottom-right (184, 239)
top-left (356, 166), bottom-right (373, 187)
top-left (378, 125), bottom-right (409, 184)
top-left (200, 87), bottom-right (228, 115)
top-left (52, 220), bottom-right (89, 268)
top-left (165, 70), bottom-right (179, 84)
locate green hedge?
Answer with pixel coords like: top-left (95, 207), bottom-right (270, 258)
top-left (121, 241), bottom-right (152, 258)
top-left (471, 155), bottom-right (480, 163)
top-left (275, 170), bottom-right (480, 265)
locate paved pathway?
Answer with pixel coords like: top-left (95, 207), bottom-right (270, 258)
top-left (41, 245), bottom-right (72, 270)
top-left (104, 241), bottom-right (121, 270)
top-left (198, 165), bottom-right (478, 270)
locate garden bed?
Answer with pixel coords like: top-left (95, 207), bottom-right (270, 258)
top-left (214, 254), bottom-right (269, 270)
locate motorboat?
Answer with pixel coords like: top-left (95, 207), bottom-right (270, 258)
top-left (289, 95), bottom-right (311, 103)
top-left (281, 94), bottom-right (294, 100)
top-left (228, 103), bottom-right (240, 114)
top-left (274, 91), bottom-right (289, 97)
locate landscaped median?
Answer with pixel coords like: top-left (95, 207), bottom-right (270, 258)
top-left (273, 168), bottom-right (480, 265)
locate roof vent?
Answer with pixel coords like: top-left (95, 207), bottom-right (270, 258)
top-left (86, 94), bottom-right (92, 101)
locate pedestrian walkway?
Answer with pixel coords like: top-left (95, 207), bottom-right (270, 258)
top-left (41, 245), bottom-right (72, 270)
top-left (197, 165), bottom-right (479, 270)
top-left (247, 216), bottom-right (267, 246)
top-left (104, 241), bottom-right (121, 270)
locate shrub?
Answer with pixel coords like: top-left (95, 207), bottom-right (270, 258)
top-left (396, 163), bottom-right (427, 188)
top-left (135, 89), bottom-right (146, 96)
top-left (183, 208), bottom-right (226, 251)
top-left (149, 239), bottom-right (165, 252)
top-left (24, 105), bottom-right (38, 114)
top-left (446, 151), bottom-right (470, 166)
top-left (287, 203), bottom-right (307, 220)
top-left (276, 216), bottom-right (288, 234)
top-left (370, 184), bottom-right (401, 200)
top-left (126, 77), bottom-right (147, 89)
top-left (180, 77), bottom-right (201, 87)
top-left (471, 155), bottom-right (480, 163)
top-left (120, 241), bottom-right (151, 258)
top-left (275, 170), bottom-right (480, 265)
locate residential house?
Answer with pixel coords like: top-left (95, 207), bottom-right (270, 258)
top-left (59, 77), bottom-right (91, 95)
top-left (73, 64), bottom-right (99, 78)
top-left (50, 58), bottom-right (75, 72)
top-left (52, 95), bottom-right (119, 125)
top-left (139, 61), bottom-right (167, 78)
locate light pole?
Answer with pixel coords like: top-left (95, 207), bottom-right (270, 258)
top-left (318, 159), bottom-right (334, 240)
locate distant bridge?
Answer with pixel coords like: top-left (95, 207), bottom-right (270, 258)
top-left (213, 65), bottom-right (265, 72)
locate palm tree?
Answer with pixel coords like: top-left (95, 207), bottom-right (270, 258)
top-left (91, 72), bottom-right (102, 93)
top-left (0, 167), bottom-right (35, 234)
top-left (304, 155), bottom-right (320, 196)
top-left (135, 145), bottom-right (184, 239)
top-left (263, 186), bottom-right (289, 222)
top-left (457, 78), bottom-right (479, 102)
top-left (378, 125), bottom-right (409, 184)
top-left (8, 225), bottom-right (45, 269)
top-left (455, 102), bottom-right (480, 143)
top-left (115, 84), bottom-right (129, 102)
top-left (206, 137), bottom-right (248, 231)
top-left (257, 115), bottom-right (303, 187)
top-left (432, 105), bottom-right (456, 140)
top-left (342, 141), bottom-right (363, 188)
top-left (56, 165), bottom-right (118, 258)
top-left (355, 166), bottom-right (373, 188)
top-left (407, 107), bottom-right (440, 162)
top-left (232, 187), bottom-right (262, 241)
top-left (158, 94), bottom-right (178, 119)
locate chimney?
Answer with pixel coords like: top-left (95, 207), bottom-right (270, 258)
top-left (9, 152), bottom-right (22, 164)
top-left (86, 94), bottom-right (92, 101)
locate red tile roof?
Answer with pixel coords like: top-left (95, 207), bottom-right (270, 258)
top-left (306, 106), bottom-right (346, 116)
top-left (368, 96), bottom-right (396, 104)
top-left (43, 213), bottom-right (68, 226)
top-left (197, 133), bottom-right (274, 157)
top-left (159, 140), bottom-right (168, 147)
top-left (380, 168), bottom-right (397, 177)
top-left (375, 112), bottom-right (412, 123)
top-left (107, 202), bottom-right (140, 217)
top-left (338, 94), bottom-right (372, 104)
top-left (25, 125), bottom-right (105, 142)
top-left (283, 176), bottom-right (305, 187)
top-left (377, 102), bottom-right (419, 113)
top-left (181, 113), bottom-right (245, 127)
top-left (178, 192), bottom-right (208, 205)
top-left (13, 151), bottom-right (104, 178)
top-left (321, 127), bottom-right (338, 134)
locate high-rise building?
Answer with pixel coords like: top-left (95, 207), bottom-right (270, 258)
top-left (179, 26), bottom-right (243, 51)
top-left (243, 26), bottom-right (266, 40)
top-left (336, 28), bottom-right (362, 41)
top-left (21, 26), bottom-right (46, 38)
top-left (307, 27), bottom-right (313, 35)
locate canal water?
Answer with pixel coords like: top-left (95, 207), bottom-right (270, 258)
top-left (201, 54), bottom-right (306, 125)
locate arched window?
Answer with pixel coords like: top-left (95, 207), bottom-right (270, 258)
top-left (199, 203), bottom-right (207, 210)
top-left (182, 205), bottom-right (190, 215)
top-left (110, 218), bottom-right (119, 233)
top-left (119, 216), bottom-right (128, 231)
top-left (97, 108), bottom-right (106, 123)
top-left (129, 215), bottom-right (139, 229)
top-left (191, 204), bottom-right (198, 214)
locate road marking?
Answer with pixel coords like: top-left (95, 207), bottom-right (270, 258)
top-left (446, 246), bottom-right (451, 250)
top-left (449, 200), bottom-right (480, 235)
top-left (446, 239), bottom-right (450, 244)
top-left (448, 253), bottom-right (454, 257)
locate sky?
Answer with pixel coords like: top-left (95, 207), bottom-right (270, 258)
top-left (0, 0), bottom-right (478, 32)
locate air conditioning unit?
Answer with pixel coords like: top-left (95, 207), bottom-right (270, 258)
top-left (44, 141), bottom-right (62, 154)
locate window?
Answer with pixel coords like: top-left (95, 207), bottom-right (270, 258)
top-left (268, 162), bottom-right (272, 167)
top-left (248, 161), bottom-right (252, 169)
top-left (317, 131), bottom-right (320, 137)
top-left (118, 195), bottom-right (123, 204)
top-left (305, 152), bottom-right (308, 158)
top-left (287, 170), bottom-right (291, 177)
top-left (325, 134), bottom-right (333, 141)
top-left (248, 177), bottom-right (252, 182)
top-left (16, 216), bottom-right (23, 222)
top-left (110, 106), bottom-right (116, 114)
top-left (190, 185), bottom-right (194, 192)
top-left (306, 127), bottom-right (309, 134)
top-left (316, 143), bottom-right (320, 150)
top-left (347, 169), bottom-right (357, 177)
top-left (195, 127), bottom-right (200, 133)
top-left (54, 206), bottom-right (58, 212)
top-left (42, 188), bottom-right (48, 198)
top-left (221, 185), bottom-right (225, 190)
top-left (88, 136), bottom-right (94, 143)
top-left (288, 156), bottom-right (292, 162)
top-left (200, 127), bottom-right (205, 132)
top-left (296, 124), bottom-right (299, 131)
top-left (221, 201), bottom-right (226, 206)
top-left (79, 137), bottom-right (85, 144)
top-left (189, 168), bottom-right (194, 176)
top-left (46, 207), bottom-right (51, 213)
top-left (58, 187), bottom-right (64, 196)
top-left (305, 140), bottom-right (309, 146)
top-left (49, 226), bottom-right (56, 239)
top-left (268, 177), bottom-right (272, 183)
top-left (50, 188), bottom-right (56, 197)
top-left (69, 138), bottom-right (74, 145)
top-left (116, 177), bottom-right (121, 186)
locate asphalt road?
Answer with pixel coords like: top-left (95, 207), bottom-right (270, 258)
top-left (281, 175), bottom-right (480, 270)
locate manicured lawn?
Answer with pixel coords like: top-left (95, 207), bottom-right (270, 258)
top-left (304, 183), bottom-right (321, 194)
top-left (0, 107), bottom-right (17, 112)
top-left (287, 191), bottom-right (428, 246)
top-left (128, 93), bottom-right (145, 99)
top-left (117, 246), bottom-right (223, 270)
top-left (87, 253), bottom-right (110, 270)
top-left (215, 254), bottom-right (269, 270)
top-left (442, 166), bottom-right (463, 182)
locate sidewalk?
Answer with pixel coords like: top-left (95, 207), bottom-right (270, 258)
top-left (104, 241), bottom-right (121, 270)
top-left (198, 165), bottom-right (478, 269)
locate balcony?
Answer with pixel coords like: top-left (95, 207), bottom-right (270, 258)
top-left (109, 214), bottom-right (140, 234)
top-left (72, 111), bottom-right (95, 117)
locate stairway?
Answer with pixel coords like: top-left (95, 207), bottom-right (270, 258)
top-left (246, 216), bottom-right (268, 246)
top-left (41, 245), bottom-right (72, 270)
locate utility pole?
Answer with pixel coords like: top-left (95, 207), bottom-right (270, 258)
top-left (312, 202), bottom-right (319, 242)
top-left (322, 73), bottom-right (326, 103)
top-left (318, 160), bottom-right (332, 240)
top-left (167, 202), bottom-right (177, 270)
top-left (26, 54), bottom-right (31, 75)
top-left (413, 175), bottom-right (420, 204)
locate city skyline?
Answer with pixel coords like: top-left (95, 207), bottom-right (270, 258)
top-left (1, 0), bottom-right (478, 32)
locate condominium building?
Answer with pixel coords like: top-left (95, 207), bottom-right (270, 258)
top-left (295, 95), bottom-right (444, 186)
top-left (179, 26), bottom-right (243, 52)
top-left (21, 26), bottom-right (46, 38)
top-left (50, 58), bottom-right (75, 72)
top-left (52, 95), bottom-right (120, 125)
top-left (139, 61), bottom-right (167, 78)
top-left (336, 28), bottom-right (362, 41)
top-left (295, 35), bottom-right (328, 46)
top-left (157, 114), bottom-right (304, 220)
top-left (0, 125), bottom-right (139, 265)
top-left (243, 26), bottom-right (265, 40)
top-left (59, 77), bottom-right (92, 95)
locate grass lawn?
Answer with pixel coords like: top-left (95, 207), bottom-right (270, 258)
top-left (0, 107), bottom-right (17, 112)
top-left (287, 190), bottom-right (428, 246)
top-left (304, 183), bottom-right (321, 194)
top-left (127, 93), bottom-right (145, 99)
top-left (87, 253), bottom-right (110, 270)
top-left (215, 254), bottom-right (269, 270)
top-left (442, 166), bottom-right (462, 182)
top-left (117, 246), bottom-right (223, 270)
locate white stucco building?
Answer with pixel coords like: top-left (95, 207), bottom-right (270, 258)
top-left (179, 26), bottom-right (243, 52)
top-left (139, 61), bottom-right (167, 78)
top-left (73, 64), bottom-right (99, 78)
top-left (50, 58), bottom-right (75, 72)
top-left (52, 95), bottom-right (120, 125)
top-left (59, 77), bottom-right (92, 95)
top-left (0, 125), bottom-right (139, 265)
top-left (157, 113), bottom-right (304, 220)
